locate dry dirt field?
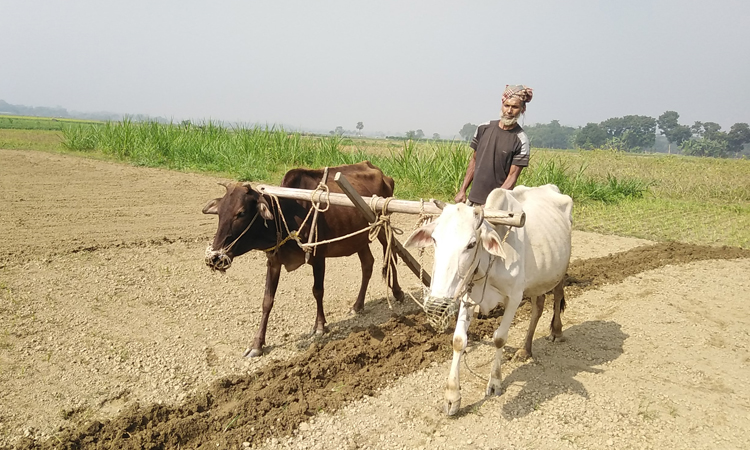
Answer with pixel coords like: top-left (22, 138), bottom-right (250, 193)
top-left (1, 148), bottom-right (749, 450)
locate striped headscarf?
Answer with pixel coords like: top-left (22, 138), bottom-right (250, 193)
top-left (502, 85), bottom-right (533, 104)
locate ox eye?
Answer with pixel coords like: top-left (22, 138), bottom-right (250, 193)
top-left (467, 241), bottom-right (476, 249)
top-left (236, 210), bottom-right (246, 218)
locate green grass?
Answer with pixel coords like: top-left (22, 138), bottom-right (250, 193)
top-left (518, 156), bottom-right (652, 204)
top-left (531, 148), bottom-right (749, 203)
top-left (3, 120), bottom-right (748, 248)
top-left (0, 129), bottom-right (64, 151)
top-left (575, 198), bottom-right (749, 248)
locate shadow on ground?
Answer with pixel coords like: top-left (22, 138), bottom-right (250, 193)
top-left (500, 320), bottom-right (628, 419)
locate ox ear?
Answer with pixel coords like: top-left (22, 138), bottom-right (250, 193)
top-left (257, 196), bottom-right (274, 221)
top-left (202, 198), bottom-right (221, 215)
top-left (480, 227), bottom-right (507, 259)
top-left (404, 221), bottom-right (437, 248)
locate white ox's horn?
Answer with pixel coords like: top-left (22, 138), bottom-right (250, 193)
top-left (473, 205), bottom-right (484, 229)
top-left (432, 199), bottom-right (446, 210)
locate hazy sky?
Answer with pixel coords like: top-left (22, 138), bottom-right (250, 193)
top-left (2, 0), bottom-right (749, 138)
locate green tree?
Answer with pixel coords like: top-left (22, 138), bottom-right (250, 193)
top-left (690, 121), bottom-right (725, 141)
top-left (432, 133), bottom-right (441, 140)
top-left (334, 126), bottom-right (344, 136)
top-left (727, 122), bottom-right (750, 155)
top-left (405, 130), bottom-right (417, 140)
top-left (574, 123), bottom-right (608, 149)
top-left (682, 138), bottom-right (729, 158)
top-left (459, 123), bottom-right (477, 141)
top-left (657, 110), bottom-right (680, 133)
top-left (415, 129), bottom-right (425, 140)
top-left (600, 115), bottom-right (656, 151)
top-left (356, 122), bottom-right (364, 136)
top-left (524, 120), bottom-right (576, 149)
top-left (657, 111), bottom-right (692, 149)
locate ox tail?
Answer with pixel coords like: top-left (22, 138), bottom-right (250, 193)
top-left (549, 294), bottom-right (566, 335)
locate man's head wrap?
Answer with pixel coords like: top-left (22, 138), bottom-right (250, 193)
top-left (502, 85), bottom-right (533, 104)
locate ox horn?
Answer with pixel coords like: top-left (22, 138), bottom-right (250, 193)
top-left (473, 205), bottom-right (485, 229)
top-left (241, 182), bottom-right (260, 193)
top-left (217, 181), bottom-right (230, 189)
top-left (432, 199), bottom-right (446, 210)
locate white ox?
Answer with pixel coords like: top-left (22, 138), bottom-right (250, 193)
top-left (404, 184), bottom-right (573, 415)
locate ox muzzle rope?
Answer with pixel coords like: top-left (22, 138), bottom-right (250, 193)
top-left (205, 210), bottom-right (262, 271)
top-left (419, 210), bottom-right (512, 330)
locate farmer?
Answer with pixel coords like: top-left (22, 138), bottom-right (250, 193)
top-left (454, 84), bottom-right (533, 206)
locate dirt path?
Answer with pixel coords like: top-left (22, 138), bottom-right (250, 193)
top-left (1, 149), bottom-right (748, 450)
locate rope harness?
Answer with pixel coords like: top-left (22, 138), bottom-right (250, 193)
top-left (212, 171), bottom-right (515, 337)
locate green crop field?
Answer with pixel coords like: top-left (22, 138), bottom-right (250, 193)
top-left (0, 114), bottom-right (103, 131)
top-left (2, 119), bottom-right (748, 248)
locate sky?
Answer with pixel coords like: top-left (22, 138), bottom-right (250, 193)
top-left (2, 0), bottom-right (749, 138)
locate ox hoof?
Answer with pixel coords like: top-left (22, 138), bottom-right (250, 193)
top-left (310, 327), bottom-right (327, 337)
top-left (444, 398), bottom-right (461, 416)
top-left (548, 334), bottom-right (566, 343)
top-left (393, 290), bottom-right (405, 303)
top-left (513, 349), bottom-right (531, 362)
top-left (486, 380), bottom-right (503, 397)
top-left (243, 347), bottom-right (263, 358)
top-left (348, 307), bottom-right (363, 316)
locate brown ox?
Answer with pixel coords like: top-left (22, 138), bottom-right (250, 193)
top-left (202, 161), bottom-right (404, 357)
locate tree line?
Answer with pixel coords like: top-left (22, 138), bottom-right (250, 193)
top-left (0, 99), bottom-right (167, 123)
top-left (458, 112), bottom-right (750, 158)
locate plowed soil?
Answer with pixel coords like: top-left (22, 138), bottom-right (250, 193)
top-left (1, 149), bottom-right (749, 450)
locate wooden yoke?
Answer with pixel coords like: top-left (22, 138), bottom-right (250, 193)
top-left (256, 175), bottom-right (527, 287)
top-left (255, 186), bottom-right (525, 227)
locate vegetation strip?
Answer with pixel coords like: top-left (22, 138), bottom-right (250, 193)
top-left (58, 120), bottom-right (650, 204)
top-left (12, 242), bottom-right (749, 450)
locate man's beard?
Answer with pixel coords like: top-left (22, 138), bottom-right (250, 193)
top-left (500, 115), bottom-right (519, 127)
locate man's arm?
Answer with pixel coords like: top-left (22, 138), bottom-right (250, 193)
top-left (454, 152), bottom-right (476, 203)
top-left (500, 165), bottom-right (523, 190)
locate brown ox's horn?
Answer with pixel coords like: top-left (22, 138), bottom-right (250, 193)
top-left (217, 181), bottom-right (230, 189)
top-left (473, 205), bottom-right (485, 229)
top-left (432, 199), bottom-right (446, 210)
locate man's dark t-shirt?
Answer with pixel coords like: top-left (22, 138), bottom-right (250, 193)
top-left (468, 121), bottom-right (530, 204)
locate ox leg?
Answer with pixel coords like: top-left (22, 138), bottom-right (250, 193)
top-left (515, 294), bottom-right (546, 361)
top-left (350, 247), bottom-right (374, 314)
top-left (549, 278), bottom-right (566, 342)
top-left (245, 260), bottom-right (282, 358)
top-left (377, 234), bottom-right (404, 302)
top-left (487, 294), bottom-right (522, 396)
top-left (445, 300), bottom-right (472, 416)
top-left (311, 257), bottom-right (327, 335)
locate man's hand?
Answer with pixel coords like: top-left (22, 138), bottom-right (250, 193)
top-left (500, 165), bottom-right (524, 190)
top-left (456, 152), bottom-right (475, 204)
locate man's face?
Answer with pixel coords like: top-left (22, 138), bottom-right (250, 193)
top-left (501, 97), bottom-right (524, 119)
